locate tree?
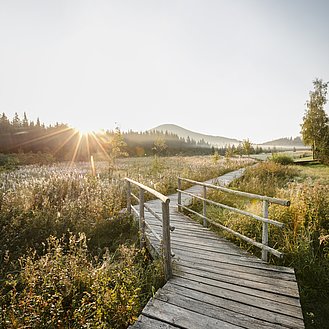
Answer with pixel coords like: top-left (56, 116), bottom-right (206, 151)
top-left (152, 137), bottom-right (168, 156)
top-left (242, 139), bottom-right (252, 156)
top-left (108, 127), bottom-right (128, 162)
top-left (301, 78), bottom-right (329, 159)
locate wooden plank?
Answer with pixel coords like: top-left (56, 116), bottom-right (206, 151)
top-left (142, 297), bottom-right (243, 329)
top-left (173, 242), bottom-right (265, 263)
top-left (157, 286), bottom-right (292, 329)
top-left (179, 255), bottom-right (297, 281)
top-left (175, 263), bottom-right (299, 298)
top-left (172, 247), bottom-right (295, 274)
top-left (163, 282), bottom-right (304, 328)
top-left (173, 271), bottom-right (302, 310)
top-left (170, 276), bottom-right (304, 321)
top-left (129, 315), bottom-right (179, 328)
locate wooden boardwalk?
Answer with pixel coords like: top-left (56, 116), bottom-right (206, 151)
top-left (130, 169), bottom-right (305, 329)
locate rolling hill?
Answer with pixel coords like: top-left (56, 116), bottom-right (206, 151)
top-left (150, 124), bottom-right (241, 147)
top-left (150, 124), bottom-right (307, 149)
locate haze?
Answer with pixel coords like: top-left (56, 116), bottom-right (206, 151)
top-left (1, 0), bottom-right (328, 143)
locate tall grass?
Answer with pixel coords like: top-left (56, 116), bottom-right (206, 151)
top-left (0, 156), bottom-right (250, 328)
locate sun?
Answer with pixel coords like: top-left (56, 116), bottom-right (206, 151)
top-left (73, 123), bottom-right (103, 136)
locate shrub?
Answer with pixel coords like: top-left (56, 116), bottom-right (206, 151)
top-left (231, 161), bottom-right (298, 196)
top-left (0, 234), bottom-right (163, 329)
top-left (270, 154), bottom-right (294, 165)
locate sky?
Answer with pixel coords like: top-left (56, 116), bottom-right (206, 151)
top-left (0, 0), bottom-right (329, 143)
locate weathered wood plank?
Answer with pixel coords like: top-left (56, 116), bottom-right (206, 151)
top-left (142, 297), bottom-right (243, 329)
top-left (156, 286), bottom-right (295, 329)
top-left (172, 247), bottom-right (295, 274)
top-left (171, 274), bottom-right (303, 316)
top-left (179, 255), bottom-right (297, 281)
top-left (174, 263), bottom-right (299, 298)
top-left (163, 282), bottom-right (304, 328)
top-left (129, 315), bottom-right (180, 329)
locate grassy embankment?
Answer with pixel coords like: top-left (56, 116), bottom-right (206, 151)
top-left (0, 155), bottom-right (250, 328)
top-left (191, 160), bottom-right (328, 329)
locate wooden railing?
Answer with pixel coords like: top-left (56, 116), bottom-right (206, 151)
top-left (177, 177), bottom-right (290, 262)
top-left (125, 178), bottom-right (173, 280)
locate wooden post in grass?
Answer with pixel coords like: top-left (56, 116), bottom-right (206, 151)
top-left (203, 186), bottom-right (207, 227)
top-left (139, 188), bottom-right (146, 249)
top-left (262, 200), bottom-right (269, 262)
top-left (178, 178), bottom-right (182, 212)
top-left (162, 199), bottom-right (172, 280)
top-left (126, 181), bottom-right (131, 215)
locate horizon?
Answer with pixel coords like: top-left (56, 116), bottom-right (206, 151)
top-left (1, 111), bottom-right (305, 145)
top-left (1, 0), bottom-right (329, 144)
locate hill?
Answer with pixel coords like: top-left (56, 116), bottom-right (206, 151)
top-left (150, 124), bottom-right (241, 147)
top-left (261, 137), bottom-right (306, 148)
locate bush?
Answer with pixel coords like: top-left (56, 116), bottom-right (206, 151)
top-left (0, 234), bottom-right (164, 329)
top-left (231, 161), bottom-right (298, 196)
top-left (270, 154), bottom-right (294, 165)
top-left (0, 154), bottom-right (19, 169)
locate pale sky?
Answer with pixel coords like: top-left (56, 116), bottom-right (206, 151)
top-left (1, 0), bottom-right (328, 143)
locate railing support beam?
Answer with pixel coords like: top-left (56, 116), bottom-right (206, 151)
top-left (262, 200), bottom-right (269, 262)
top-left (162, 200), bottom-right (172, 280)
top-left (202, 186), bottom-right (207, 227)
top-left (178, 178), bottom-right (182, 212)
top-left (126, 181), bottom-right (131, 215)
top-left (139, 188), bottom-right (145, 249)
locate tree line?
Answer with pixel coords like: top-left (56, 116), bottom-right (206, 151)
top-left (0, 112), bottom-right (273, 164)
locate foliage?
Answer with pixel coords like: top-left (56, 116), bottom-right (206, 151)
top-left (270, 153), bottom-right (294, 165)
top-left (0, 154), bottom-right (19, 170)
top-left (241, 139), bottom-right (252, 155)
top-left (301, 78), bottom-right (329, 160)
top-left (230, 161), bottom-right (298, 196)
top-left (0, 156), bottom-right (250, 327)
top-left (1, 234), bottom-right (163, 328)
top-left (152, 137), bottom-right (168, 156)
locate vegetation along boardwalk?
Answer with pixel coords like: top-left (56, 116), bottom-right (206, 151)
top-left (128, 169), bottom-right (305, 329)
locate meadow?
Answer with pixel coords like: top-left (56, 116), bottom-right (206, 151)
top-left (193, 160), bottom-right (329, 329)
top-left (0, 155), bottom-right (249, 328)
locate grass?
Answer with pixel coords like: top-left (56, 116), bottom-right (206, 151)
top-left (0, 155), bottom-right (250, 328)
top-left (297, 163), bottom-right (329, 184)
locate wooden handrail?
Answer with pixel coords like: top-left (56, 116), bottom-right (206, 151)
top-left (125, 177), bottom-right (170, 204)
top-left (179, 177), bottom-right (290, 206)
top-left (125, 177), bottom-right (172, 280)
top-left (177, 177), bottom-right (290, 262)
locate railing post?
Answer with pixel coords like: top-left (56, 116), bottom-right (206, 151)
top-left (262, 200), bottom-right (269, 262)
top-left (177, 178), bottom-right (182, 212)
top-left (126, 180), bottom-right (131, 215)
top-left (203, 186), bottom-right (207, 227)
top-left (139, 188), bottom-right (145, 249)
top-left (162, 199), bottom-right (172, 281)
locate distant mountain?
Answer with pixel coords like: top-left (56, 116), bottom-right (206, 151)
top-left (261, 137), bottom-right (306, 148)
top-left (150, 124), bottom-right (241, 147)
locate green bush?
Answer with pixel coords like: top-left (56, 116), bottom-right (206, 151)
top-left (0, 154), bottom-right (19, 169)
top-left (270, 154), bottom-right (294, 165)
top-left (231, 161), bottom-right (298, 196)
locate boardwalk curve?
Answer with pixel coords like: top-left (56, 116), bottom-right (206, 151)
top-left (130, 169), bottom-right (304, 328)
